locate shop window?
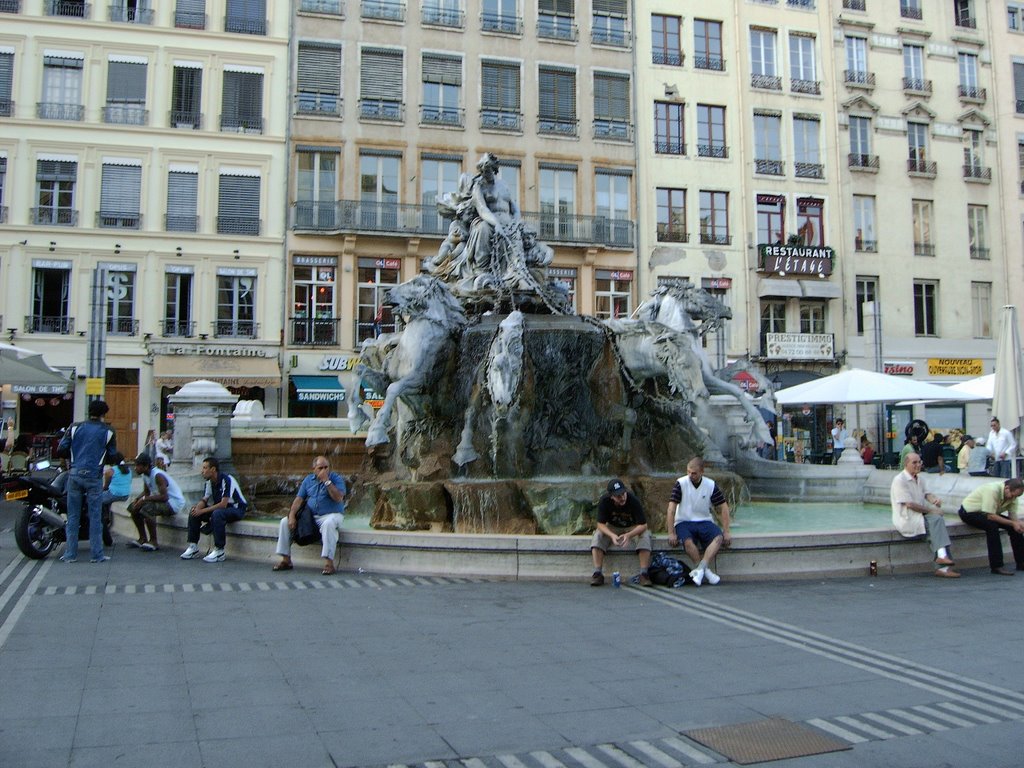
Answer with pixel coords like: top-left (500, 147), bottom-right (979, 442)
top-left (357, 257), bottom-right (401, 343)
top-left (594, 269), bottom-right (632, 319)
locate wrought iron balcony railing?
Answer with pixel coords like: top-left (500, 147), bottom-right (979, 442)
top-left (109, 4), bottom-right (152, 23)
top-left (791, 78), bottom-right (820, 95)
top-left (103, 105), bottom-right (148, 125)
top-left (903, 77), bottom-right (932, 93)
top-left (700, 232), bottom-right (732, 245)
top-left (593, 119), bottom-right (631, 141)
top-left (165, 214), bottom-right (199, 232)
top-left (900, 3), bottom-right (922, 20)
top-left (220, 115), bottom-right (264, 134)
top-left (795, 162), bottom-right (824, 179)
top-left (169, 110), bottom-right (202, 129)
top-left (299, 0), bottom-right (343, 14)
top-left (655, 139), bottom-right (684, 155)
top-left (25, 315), bottom-right (74, 334)
top-left (32, 208), bottom-right (78, 226)
top-left (37, 103), bottom-right (84, 121)
top-left (97, 211), bottom-right (142, 229)
top-left (361, 0), bottom-right (403, 21)
top-left (656, 230), bottom-right (689, 243)
top-left (755, 159), bottom-right (784, 176)
top-left (224, 14), bottom-right (266, 34)
top-left (480, 12), bottom-right (521, 34)
top-left (162, 320), bottom-right (195, 337)
top-left (295, 92), bottom-right (342, 117)
top-left (958, 85), bottom-right (985, 101)
top-left (480, 109), bottom-right (522, 131)
top-left (854, 238), bottom-right (877, 252)
top-left (537, 18), bottom-right (577, 41)
top-left (786, 0), bottom-right (814, 7)
top-left (845, 70), bottom-right (875, 87)
top-left (216, 216), bottom-right (261, 236)
top-left (652, 50), bottom-right (683, 67)
top-left (751, 74), bottom-right (782, 91)
top-left (107, 317), bottom-right (139, 336)
top-left (538, 116), bottom-right (578, 137)
top-left (963, 165), bottom-right (991, 181)
top-left (359, 99), bottom-right (403, 122)
top-left (46, 0), bottom-right (89, 17)
top-left (694, 56), bottom-right (725, 71)
top-left (0, 99), bottom-right (14, 117)
top-left (0, 0), bottom-right (21, 11)
top-left (955, 13), bottom-right (976, 29)
top-left (697, 144), bottom-right (729, 159)
top-left (420, 106), bottom-right (464, 127)
top-left (970, 246), bottom-right (990, 260)
top-left (213, 320), bottom-right (258, 339)
top-left (842, 0), bottom-right (865, 9)
top-left (0, 206), bottom-right (7, 223)
top-left (907, 158), bottom-right (937, 177)
top-left (592, 28), bottom-right (629, 47)
top-left (422, 6), bottom-right (462, 27)
top-left (848, 153), bottom-right (879, 170)
top-left (913, 242), bottom-right (935, 256)
top-left (290, 317), bottom-right (340, 347)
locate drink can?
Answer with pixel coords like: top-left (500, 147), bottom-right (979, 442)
top-left (612, 571), bottom-right (621, 588)
top-left (869, 560), bottom-right (878, 577)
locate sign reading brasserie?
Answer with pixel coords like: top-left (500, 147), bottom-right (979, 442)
top-left (758, 245), bottom-right (834, 276)
top-left (927, 358), bottom-right (983, 377)
top-left (765, 333), bottom-right (834, 360)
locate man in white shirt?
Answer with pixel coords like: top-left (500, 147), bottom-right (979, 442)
top-left (890, 453), bottom-right (959, 578)
top-left (831, 418), bottom-right (848, 463)
top-left (665, 457), bottom-right (731, 586)
top-left (985, 417), bottom-right (1017, 479)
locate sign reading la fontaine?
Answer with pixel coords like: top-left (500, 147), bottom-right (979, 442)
top-left (758, 245), bottom-right (834, 276)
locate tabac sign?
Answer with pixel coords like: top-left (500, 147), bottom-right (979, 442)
top-left (758, 245), bottom-right (835, 277)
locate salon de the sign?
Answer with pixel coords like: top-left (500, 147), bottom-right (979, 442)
top-left (758, 245), bottom-right (835, 277)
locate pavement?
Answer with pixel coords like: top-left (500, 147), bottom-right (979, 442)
top-left (1, 499), bottom-right (1023, 768)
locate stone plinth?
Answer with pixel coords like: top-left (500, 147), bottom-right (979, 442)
top-left (168, 379), bottom-right (238, 496)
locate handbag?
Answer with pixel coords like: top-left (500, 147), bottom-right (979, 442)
top-left (293, 503), bottom-right (321, 546)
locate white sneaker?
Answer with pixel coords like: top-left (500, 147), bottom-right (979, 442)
top-left (180, 543), bottom-right (201, 560)
top-left (203, 548), bottom-right (225, 563)
top-left (703, 569), bottom-right (721, 585)
top-left (689, 567), bottom-right (705, 586)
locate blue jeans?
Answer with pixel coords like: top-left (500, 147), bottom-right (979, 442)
top-left (66, 471), bottom-right (104, 560)
top-left (993, 459), bottom-right (1012, 478)
top-left (187, 504), bottom-right (246, 549)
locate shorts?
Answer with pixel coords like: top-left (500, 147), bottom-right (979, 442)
top-left (591, 526), bottom-right (653, 552)
top-left (674, 520), bottom-right (722, 548)
top-left (135, 500), bottom-right (178, 518)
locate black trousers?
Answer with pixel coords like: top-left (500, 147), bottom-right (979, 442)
top-left (958, 508), bottom-right (1024, 570)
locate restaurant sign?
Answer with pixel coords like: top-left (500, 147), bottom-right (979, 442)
top-left (765, 333), bottom-right (834, 360)
top-left (927, 358), bottom-right (983, 377)
top-left (758, 245), bottom-right (834, 276)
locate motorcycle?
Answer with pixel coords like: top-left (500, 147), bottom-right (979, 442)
top-left (4, 460), bottom-right (113, 559)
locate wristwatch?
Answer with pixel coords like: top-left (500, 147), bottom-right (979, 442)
top-left (324, 480), bottom-right (332, 487)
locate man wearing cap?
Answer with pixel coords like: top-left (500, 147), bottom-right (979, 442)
top-left (665, 457), bottom-right (730, 586)
top-left (890, 452), bottom-right (959, 578)
top-left (957, 478), bottom-right (1024, 575)
top-left (590, 479), bottom-right (653, 587)
top-left (958, 435), bottom-right (990, 476)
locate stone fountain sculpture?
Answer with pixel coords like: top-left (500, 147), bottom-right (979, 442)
top-left (347, 153), bottom-right (767, 533)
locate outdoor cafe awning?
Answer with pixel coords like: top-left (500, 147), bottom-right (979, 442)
top-left (291, 375), bottom-right (346, 402)
top-left (153, 355), bottom-right (280, 388)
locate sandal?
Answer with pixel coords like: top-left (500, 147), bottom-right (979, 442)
top-left (321, 565), bottom-right (336, 575)
top-left (272, 561), bottom-right (293, 571)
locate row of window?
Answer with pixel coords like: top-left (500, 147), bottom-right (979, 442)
top-left (845, 0), bottom-right (981, 29)
top-left (843, 36), bottom-right (984, 100)
top-left (852, 198), bottom-right (991, 259)
top-left (0, 0), bottom-right (269, 35)
top-left (846, 114), bottom-right (991, 180)
top-left (850, 276), bottom-right (992, 340)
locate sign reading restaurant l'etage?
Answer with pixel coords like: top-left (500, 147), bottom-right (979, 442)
top-left (758, 245), bottom-right (835, 277)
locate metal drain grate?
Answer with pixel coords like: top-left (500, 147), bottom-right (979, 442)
top-left (685, 717), bottom-right (851, 764)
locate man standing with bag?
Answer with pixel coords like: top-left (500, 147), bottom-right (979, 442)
top-left (57, 400), bottom-right (117, 563)
top-left (272, 455), bottom-right (347, 575)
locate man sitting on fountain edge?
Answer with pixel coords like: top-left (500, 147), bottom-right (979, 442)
top-left (273, 455), bottom-right (347, 576)
top-left (890, 453), bottom-right (959, 578)
top-left (665, 457), bottom-right (731, 586)
top-left (590, 479), bottom-right (654, 587)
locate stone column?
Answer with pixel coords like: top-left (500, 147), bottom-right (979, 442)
top-left (167, 380), bottom-right (239, 497)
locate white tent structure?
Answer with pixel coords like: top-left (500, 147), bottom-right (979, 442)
top-left (949, 373), bottom-right (994, 400)
top-left (0, 342), bottom-right (68, 389)
top-left (992, 306), bottom-right (1024, 434)
top-left (775, 368), bottom-right (990, 405)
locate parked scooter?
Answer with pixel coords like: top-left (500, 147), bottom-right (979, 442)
top-left (4, 459), bottom-right (113, 559)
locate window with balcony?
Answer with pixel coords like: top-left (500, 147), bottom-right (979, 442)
top-left (789, 33), bottom-right (819, 95)
top-left (46, 0), bottom-right (87, 18)
top-left (754, 111), bottom-right (783, 175)
top-left (98, 161), bottom-right (142, 229)
top-left (595, 170), bottom-right (631, 247)
top-left (592, 0), bottom-right (627, 46)
top-left (757, 194), bottom-right (785, 245)
top-left (900, 0), bottom-right (921, 20)
top-left (793, 115), bottom-right (822, 178)
top-left (538, 0), bottom-right (575, 40)
top-left (539, 164), bottom-right (576, 240)
top-left (359, 47), bottom-right (403, 121)
top-left (907, 121), bottom-right (934, 175)
top-left (0, 51), bottom-right (13, 118)
top-left (357, 257), bottom-right (400, 342)
top-left (421, 53), bottom-right (463, 127)
top-left (296, 42), bottom-right (342, 117)
top-left (110, 0), bottom-right (153, 23)
top-left (538, 66), bottom-right (577, 136)
top-left (480, 59), bottom-right (521, 131)
top-left (220, 68), bottom-right (263, 133)
top-left (694, 19), bottom-right (723, 71)
top-left (651, 14), bottom-right (682, 66)
top-left (654, 101), bottom-right (684, 154)
top-left (968, 205), bottom-right (989, 260)
top-left (697, 104), bottom-right (726, 158)
top-left (295, 148), bottom-right (338, 230)
top-left (164, 270), bottom-right (194, 337)
top-left (216, 273), bottom-right (257, 338)
top-left (105, 269), bottom-right (137, 335)
top-left (844, 36), bottom-right (872, 86)
top-left (912, 199), bottom-right (933, 255)
top-left (359, 150), bottom-right (400, 230)
top-left (913, 280), bottom-right (937, 336)
top-left (848, 115), bottom-right (876, 169)
top-left (855, 276), bottom-right (878, 335)
top-left (362, 0), bottom-right (404, 21)
top-left (166, 165), bottom-right (199, 232)
top-left (420, 156), bottom-right (461, 235)
top-left (171, 64), bottom-right (202, 129)
top-left (34, 159), bottom-right (77, 226)
top-left (954, 0), bottom-right (975, 28)
top-left (105, 59), bottom-right (147, 125)
top-left (291, 263), bottom-right (337, 346)
top-left (594, 271), bottom-right (632, 319)
top-left (423, 0), bottom-right (462, 27)
top-left (963, 128), bottom-right (989, 180)
top-left (799, 302), bottom-right (825, 334)
top-left (853, 195), bottom-right (876, 252)
top-left (482, 0), bottom-right (519, 33)
top-left (593, 72), bottom-right (629, 140)
top-left (225, 0), bottom-right (266, 35)
top-left (656, 187), bottom-right (686, 242)
top-left (971, 281), bottom-right (991, 338)
top-left (175, 0), bottom-right (206, 29)
top-left (40, 53), bottom-right (83, 121)
top-left (217, 171), bottom-right (261, 235)
top-left (699, 190), bottom-right (729, 244)
top-left (750, 28), bottom-right (780, 90)
top-left (903, 44), bottom-right (929, 93)
top-left (795, 198), bottom-right (823, 247)
top-left (30, 265), bottom-right (72, 334)
top-left (958, 52), bottom-right (983, 101)
top-left (1015, 62), bottom-right (1024, 114)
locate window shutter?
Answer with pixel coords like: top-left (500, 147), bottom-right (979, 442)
top-left (43, 56), bottom-right (84, 69)
top-left (221, 71), bottom-right (263, 122)
top-left (172, 67), bottom-right (202, 111)
top-left (592, 0), bottom-right (625, 14)
top-left (1015, 62), bottom-right (1024, 102)
top-left (37, 160), bottom-right (77, 181)
top-left (0, 53), bottom-right (13, 101)
top-left (218, 174), bottom-right (260, 220)
top-left (100, 164), bottom-right (141, 213)
top-left (106, 61), bottom-right (147, 102)
top-left (167, 170), bottom-right (198, 221)
top-left (177, 0), bottom-right (205, 12)
top-left (360, 48), bottom-right (403, 100)
top-left (539, 0), bottom-right (574, 13)
top-left (539, 67), bottom-right (576, 120)
top-left (226, 0), bottom-right (264, 21)
top-left (297, 42), bottom-right (342, 94)
top-left (594, 72), bottom-right (628, 119)
top-left (422, 53), bottom-right (461, 86)
top-left (481, 60), bottom-right (520, 110)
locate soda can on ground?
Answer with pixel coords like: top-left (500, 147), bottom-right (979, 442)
top-left (612, 571), bottom-right (621, 588)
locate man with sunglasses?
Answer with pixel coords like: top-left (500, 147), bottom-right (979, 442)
top-left (273, 455), bottom-right (347, 575)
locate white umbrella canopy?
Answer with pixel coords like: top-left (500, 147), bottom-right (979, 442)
top-left (0, 342), bottom-right (69, 388)
top-left (992, 306), bottom-right (1024, 434)
top-left (775, 368), bottom-right (989, 405)
top-left (949, 373), bottom-right (994, 399)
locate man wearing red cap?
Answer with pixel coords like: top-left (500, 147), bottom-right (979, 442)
top-left (590, 479), bottom-right (653, 587)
